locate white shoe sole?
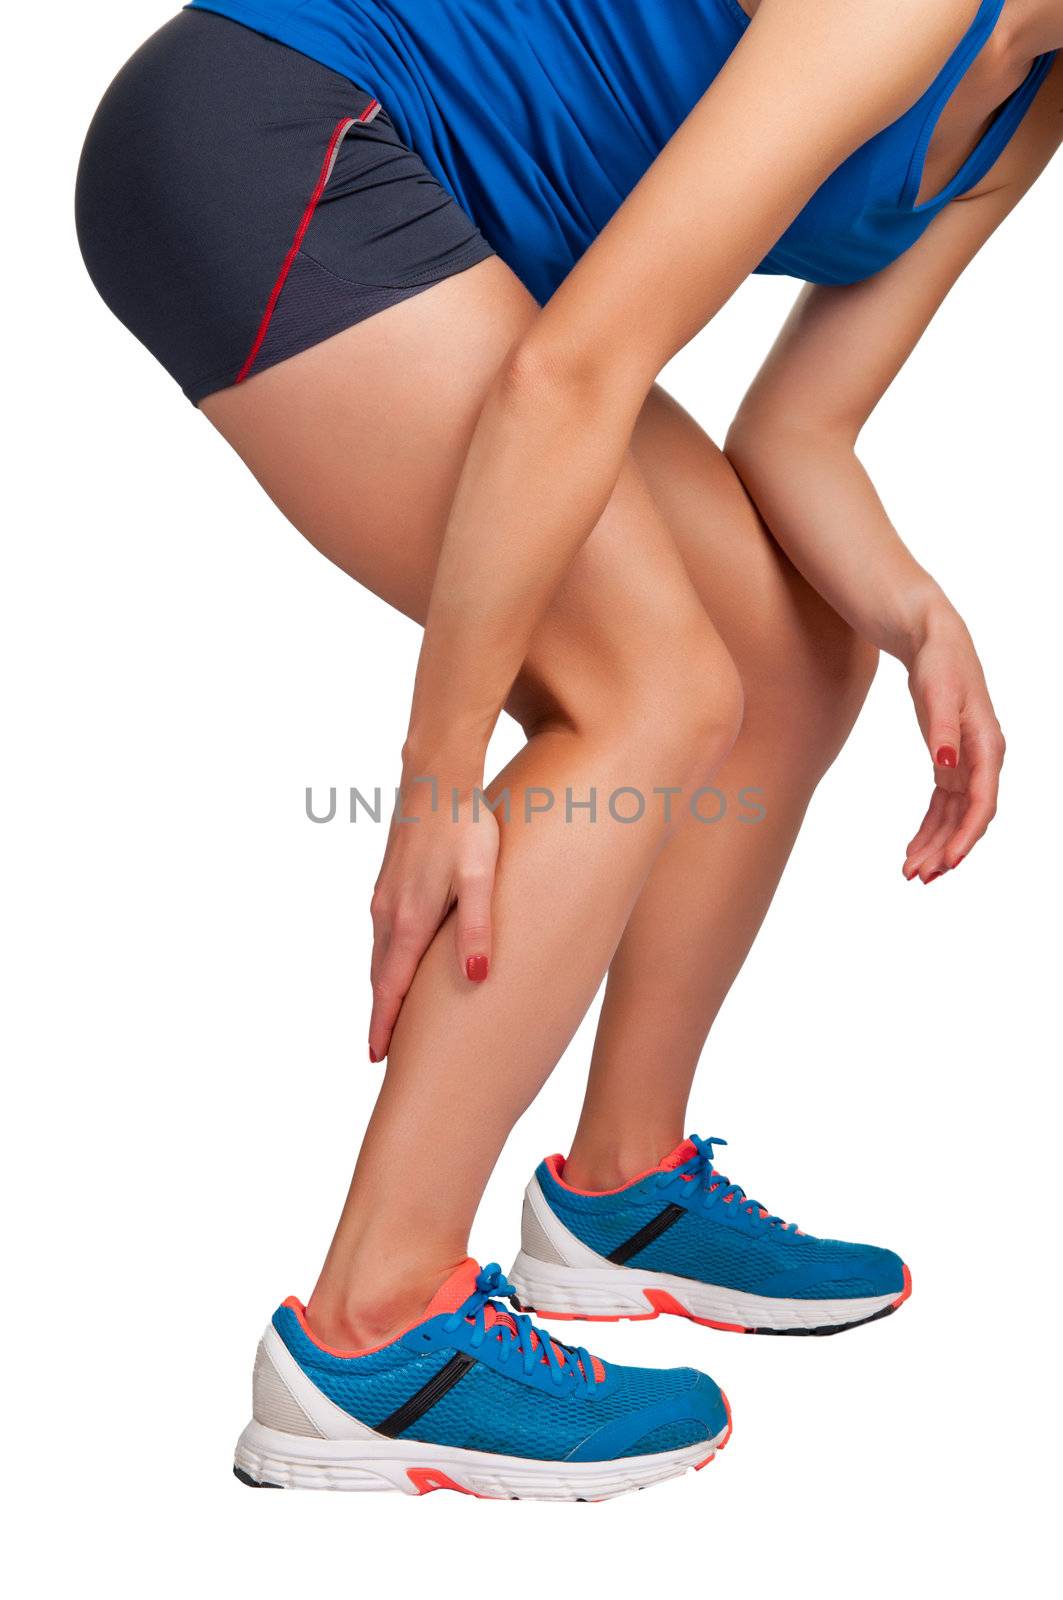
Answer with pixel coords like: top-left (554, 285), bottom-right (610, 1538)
top-left (508, 1250), bottom-right (912, 1335)
top-left (233, 1411), bottom-right (732, 1500)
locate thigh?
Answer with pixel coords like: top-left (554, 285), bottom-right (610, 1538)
top-left (201, 262), bottom-right (725, 727)
top-left (200, 257), bottom-right (526, 622)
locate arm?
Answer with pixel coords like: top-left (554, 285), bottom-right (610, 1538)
top-left (725, 60), bottom-right (1062, 876)
top-left (368, 0), bottom-right (997, 1054)
top-left (406, 0), bottom-right (984, 778)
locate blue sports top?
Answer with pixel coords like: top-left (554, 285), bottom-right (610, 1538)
top-left (187, 0), bottom-right (1054, 303)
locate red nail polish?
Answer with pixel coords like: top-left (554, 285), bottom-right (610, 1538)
top-left (466, 954), bottom-right (489, 982)
top-left (369, 1045), bottom-right (379, 1063)
top-left (936, 746), bottom-right (958, 769)
top-left (925, 870), bottom-right (943, 883)
top-left (954, 854), bottom-right (966, 867)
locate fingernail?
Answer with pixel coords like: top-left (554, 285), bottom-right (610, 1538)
top-left (936, 746), bottom-right (958, 768)
top-left (369, 1045), bottom-right (379, 1063)
top-left (954, 854), bottom-right (966, 867)
top-left (925, 870), bottom-right (943, 883)
top-left (466, 954), bottom-right (489, 982)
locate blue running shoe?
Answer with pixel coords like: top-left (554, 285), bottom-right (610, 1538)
top-left (234, 1259), bottom-right (731, 1499)
top-left (509, 1136), bottom-right (911, 1336)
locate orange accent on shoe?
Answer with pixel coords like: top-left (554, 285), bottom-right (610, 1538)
top-left (643, 1287), bottom-right (750, 1333)
top-left (406, 1468), bottom-right (488, 1497)
top-left (518, 1304), bottom-right (659, 1323)
top-left (528, 1291), bottom-right (747, 1332)
top-left (694, 1388), bottom-right (733, 1468)
top-left (892, 1263), bottom-right (913, 1309)
top-left (719, 1389), bottom-right (733, 1446)
top-left (544, 1137), bottom-right (697, 1196)
top-left (423, 1258), bottom-right (482, 1316)
top-left (281, 1295), bottom-right (440, 1359)
top-left (542, 1152), bottom-right (661, 1196)
top-left (659, 1137), bottom-right (700, 1170)
top-left (279, 1297), bottom-right (406, 1358)
top-left (282, 1258), bottom-right (483, 1357)
top-left (525, 1272), bottom-right (910, 1337)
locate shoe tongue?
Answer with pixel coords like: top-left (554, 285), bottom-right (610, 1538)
top-left (425, 1257), bottom-right (482, 1316)
top-left (423, 1258), bottom-right (524, 1342)
top-left (659, 1137), bottom-right (698, 1171)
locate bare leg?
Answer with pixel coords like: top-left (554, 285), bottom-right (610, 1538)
top-left (566, 388), bottom-right (878, 1188)
top-left (202, 264), bottom-right (742, 1346)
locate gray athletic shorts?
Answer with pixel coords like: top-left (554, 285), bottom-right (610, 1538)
top-left (75, 10), bottom-right (495, 403)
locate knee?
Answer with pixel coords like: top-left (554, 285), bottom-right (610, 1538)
top-left (513, 618), bottom-right (744, 785)
top-left (616, 621), bottom-right (745, 787)
top-left (744, 604), bottom-right (878, 769)
top-left (667, 625), bottom-right (746, 781)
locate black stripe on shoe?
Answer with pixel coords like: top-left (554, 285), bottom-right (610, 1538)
top-left (373, 1352), bottom-right (476, 1438)
top-left (607, 1203), bottom-right (685, 1265)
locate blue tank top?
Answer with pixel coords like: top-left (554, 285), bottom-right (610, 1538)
top-left (186, 0), bottom-right (1054, 303)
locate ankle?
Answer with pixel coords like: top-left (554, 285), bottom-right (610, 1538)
top-left (306, 1254), bottom-right (465, 1351)
top-left (563, 1129), bottom-right (684, 1193)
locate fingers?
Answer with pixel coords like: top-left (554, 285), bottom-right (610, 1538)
top-left (906, 623), bottom-right (1004, 884)
top-left (904, 706), bottom-right (1005, 884)
top-left (907, 791), bottom-right (963, 882)
top-left (943, 729), bottom-right (1003, 867)
top-left (903, 788), bottom-right (948, 880)
top-left (368, 896), bottom-right (436, 1063)
top-left (455, 864), bottom-right (493, 983)
top-left (365, 802), bottom-right (500, 1059)
top-left (926, 689), bottom-right (962, 775)
top-left (368, 862), bottom-right (494, 1063)
top-left (902, 787), bottom-right (947, 876)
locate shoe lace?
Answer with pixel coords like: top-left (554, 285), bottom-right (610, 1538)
top-left (444, 1263), bottom-right (599, 1389)
top-left (656, 1134), bottom-right (796, 1232)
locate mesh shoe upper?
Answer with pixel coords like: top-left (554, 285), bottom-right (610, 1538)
top-left (273, 1260), bottom-right (728, 1462)
top-left (536, 1136), bottom-right (905, 1301)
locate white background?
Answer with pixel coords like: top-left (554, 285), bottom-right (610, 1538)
top-left (3, 3), bottom-right (1060, 1595)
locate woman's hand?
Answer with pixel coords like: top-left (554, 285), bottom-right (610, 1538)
top-left (903, 607), bottom-right (1005, 883)
top-left (367, 774), bottom-right (500, 1062)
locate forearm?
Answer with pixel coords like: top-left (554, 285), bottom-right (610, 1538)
top-left (725, 415), bottom-right (955, 666)
top-left (403, 347), bottom-right (643, 777)
top-left (721, 88), bottom-right (1063, 662)
top-left (726, 398), bottom-right (1005, 876)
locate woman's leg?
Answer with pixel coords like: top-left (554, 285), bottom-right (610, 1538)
top-left (565, 386), bottom-right (879, 1188)
top-left (202, 263), bottom-right (743, 1346)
